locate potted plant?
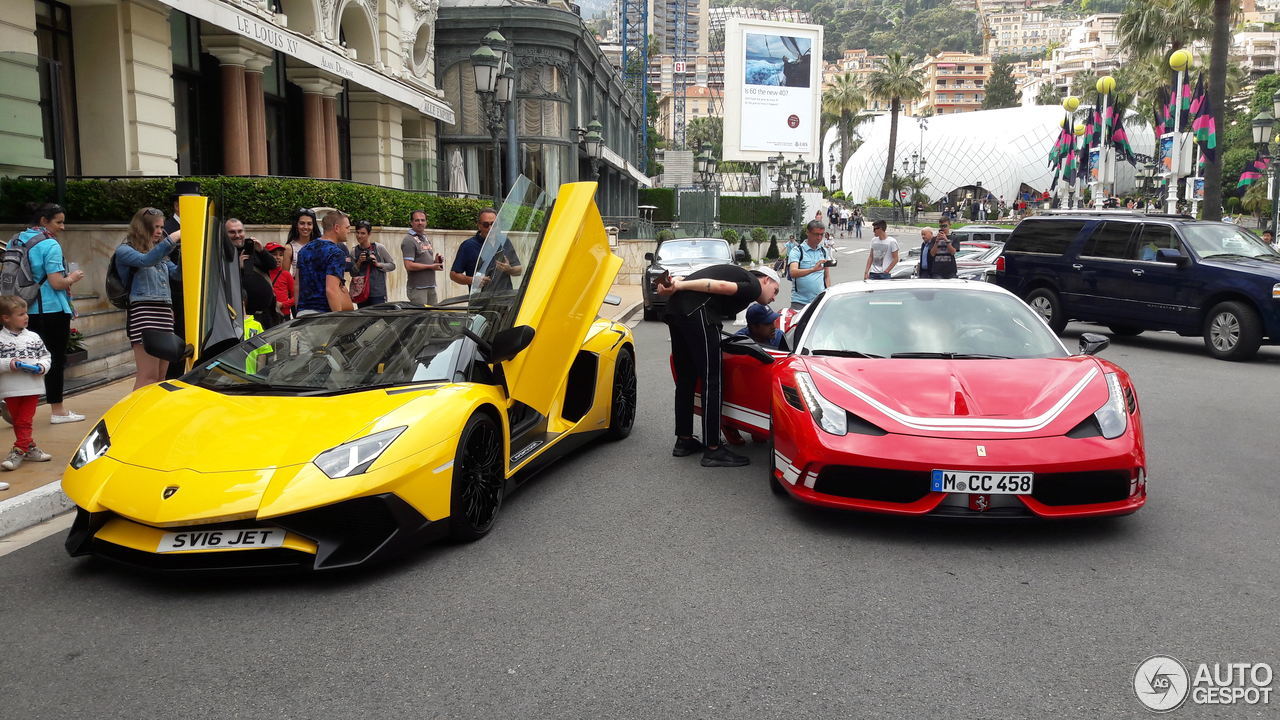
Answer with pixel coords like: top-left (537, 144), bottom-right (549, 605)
top-left (66, 327), bottom-right (88, 366)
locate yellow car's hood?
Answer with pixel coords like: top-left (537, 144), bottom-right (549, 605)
top-left (107, 382), bottom-right (429, 472)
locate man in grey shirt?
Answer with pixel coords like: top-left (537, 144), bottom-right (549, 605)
top-left (401, 209), bottom-right (443, 305)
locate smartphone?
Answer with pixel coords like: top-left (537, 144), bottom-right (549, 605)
top-left (655, 269), bottom-right (671, 287)
top-left (15, 361), bottom-right (41, 374)
top-left (824, 259), bottom-right (838, 268)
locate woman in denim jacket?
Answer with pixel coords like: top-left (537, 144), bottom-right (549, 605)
top-left (114, 207), bottom-right (181, 389)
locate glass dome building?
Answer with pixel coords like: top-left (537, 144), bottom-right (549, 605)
top-left (827, 105), bottom-right (1156, 206)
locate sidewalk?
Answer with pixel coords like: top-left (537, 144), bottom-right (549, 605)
top-left (0, 284), bottom-right (644, 539)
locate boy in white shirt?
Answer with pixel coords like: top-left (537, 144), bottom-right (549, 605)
top-left (0, 295), bottom-right (53, 481)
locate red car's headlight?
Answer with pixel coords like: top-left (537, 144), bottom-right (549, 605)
top-left (1094, 373), bottom-right (1129, 439)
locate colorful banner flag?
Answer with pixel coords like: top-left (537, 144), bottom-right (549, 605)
top-left (1107, 99), bottom-right (1137, 165)
top-left (1062, 133), bottom-right (1079, 185)
top-left (1173, 74), bottom-right (1192, 131)
top-left (1189, 72), bottom-right (1217, 163)
top-left (1236, 152), bottom-right (1269, 192)
top-left (1154, 86), bottom-right (1172, 135)
top-left (1048, 113), bottom-right (1072, 169)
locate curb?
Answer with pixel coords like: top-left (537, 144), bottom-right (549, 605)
top-left (615, 299), bottom-right (643, 324)
top-left (0, 481), bottom-right (73, 539)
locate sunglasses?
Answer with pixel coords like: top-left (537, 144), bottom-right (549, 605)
top-left (480, 221), bottom-right (493, 228)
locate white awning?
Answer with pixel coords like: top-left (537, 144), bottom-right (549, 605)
top-left (601, 146), bottom-right (651, 187)
top-left (163, 0), bottom-right (454, 124)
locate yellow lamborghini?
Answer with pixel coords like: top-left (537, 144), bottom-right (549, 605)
top-left (62, 178), bottom-right (636, 571)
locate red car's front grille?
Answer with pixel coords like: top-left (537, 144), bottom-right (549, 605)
top-left (812, 466), bottom-right (932, 504)
top-left (1031, 471), bottom-right (1132, 506)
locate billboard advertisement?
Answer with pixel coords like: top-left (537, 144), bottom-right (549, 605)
top-left (723, 19), bottom-right (823, 162)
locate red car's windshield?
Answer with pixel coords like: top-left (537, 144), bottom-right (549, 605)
top-left (801, 287), bottom-right (1068, 360)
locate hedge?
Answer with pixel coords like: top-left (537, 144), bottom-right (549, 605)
top-left (0, 176), bottom-right (492, 230)
top-left (720, 196), bottom-right (795, 227)
top-left (639, 187), bottom-right (675, 221)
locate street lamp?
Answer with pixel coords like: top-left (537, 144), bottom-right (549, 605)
top-left (583, 118), bottom-right (604, 179)
top-left (471, 29), bottom-right (511, 204)
top-left (1253, 110), bottom-right (1277, 233)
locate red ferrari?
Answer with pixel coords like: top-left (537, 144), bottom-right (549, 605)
top-left (718, 280), bottom-right (1147, 519)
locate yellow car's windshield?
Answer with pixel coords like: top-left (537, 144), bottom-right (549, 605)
top-left (467, 176), bottom-right (550, 336)
top-left (183, 310), bottom-right (493, 394)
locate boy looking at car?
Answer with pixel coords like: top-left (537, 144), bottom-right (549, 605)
top-left (0, 295), bottom-right (53, 479)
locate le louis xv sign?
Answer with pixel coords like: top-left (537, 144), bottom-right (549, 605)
top-left (231, 13), bottom-right (356, 81)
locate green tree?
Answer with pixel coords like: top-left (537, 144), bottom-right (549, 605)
top-left (1241, 181), bottom-right (1271, 225)
top-left (982, 59), bottom-right (1019, 110)
top-left (1070, 70), bottom-right (1099, 98)
top-left (822, 72), bottom-right (867, 170)
top-left (866, 52), bottom-right (924, 201)
top-left (686, 116), bottom-right (724, 160)
top-left (1117, 0), bottom-right (1213, 58)
top-left (1035, 83), bottom-right (1061, 106)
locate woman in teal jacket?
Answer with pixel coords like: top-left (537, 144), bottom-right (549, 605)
top-left (10, 204), bottom-right (86, 424)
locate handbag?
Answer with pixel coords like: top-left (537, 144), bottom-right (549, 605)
top-left (349, 244), bottom-right (376, 303)
top-left (349, 269), bottom-right (371, 303)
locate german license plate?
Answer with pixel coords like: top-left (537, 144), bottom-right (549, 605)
top-left (931, 470), bottom-right (1034, 495)
top-left (157, 528), bottom-right (286, 553)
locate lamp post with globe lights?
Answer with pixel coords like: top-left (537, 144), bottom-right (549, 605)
top-left (1165, 49), bottom-right (1194, 214)
top-left (1092, 76), bottom-right (1117, 209)
top-left (470, 29), bottom-right (514, 204)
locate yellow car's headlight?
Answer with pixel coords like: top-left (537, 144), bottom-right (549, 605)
top-left (71, 420), bottom-right (110, 469)
top-left (313, 427), bottom-right (407, 479)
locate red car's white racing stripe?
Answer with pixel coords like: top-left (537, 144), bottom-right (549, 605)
top-left (810, 365), bottom-right (1099, 434)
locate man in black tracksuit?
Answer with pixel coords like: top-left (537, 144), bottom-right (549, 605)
top-left (657, 264), bottom-right (781, 467)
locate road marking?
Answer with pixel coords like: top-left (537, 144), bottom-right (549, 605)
top-left (841, 248), bottom-right (868, 255)
top-left (0, 511), bottom-right (73, 558)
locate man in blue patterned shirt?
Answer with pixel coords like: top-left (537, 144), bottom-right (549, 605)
top-left (296, 210), bottom-right (353, 316)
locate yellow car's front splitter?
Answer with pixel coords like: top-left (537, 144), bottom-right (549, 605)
top-left (65, 492), bottom-right (450, 572)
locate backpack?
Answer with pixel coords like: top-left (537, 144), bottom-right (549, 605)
top-left (0, 230), bottom-right (52, 308)
top-left (105, 245), bottom-right (135, 309)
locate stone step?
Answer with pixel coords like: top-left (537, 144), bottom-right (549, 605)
top-left (66, 342), bottom-right (135, 384)
top-left (71, 306), bottom-right (127, 338)
top-left (65, 356), bottom-right (136, 396)
top-left (81, 326), bottom-right (129, 353)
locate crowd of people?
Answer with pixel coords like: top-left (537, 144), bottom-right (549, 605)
top-left (0, 194), bottom-right (512, 485)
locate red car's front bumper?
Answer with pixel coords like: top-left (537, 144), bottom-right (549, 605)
top-left (770, 398), bottom-right (1147, 519)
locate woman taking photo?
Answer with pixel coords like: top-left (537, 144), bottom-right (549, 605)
top-left (9, 203), bottom-right (86, 424)
top-left (114, 207), bottom-right (181, 389)
top-left (349, 220), bottom-right (396, 307)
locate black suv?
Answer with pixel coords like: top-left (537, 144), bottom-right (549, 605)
top-left (995, 212), bottom-right (1280, 360)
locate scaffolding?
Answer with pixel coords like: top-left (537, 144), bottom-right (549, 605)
top-left (619, 0), bottom-right (649, 170)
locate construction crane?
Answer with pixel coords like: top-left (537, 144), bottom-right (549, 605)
top-left (975, 0), bottom-right (992, 57)
top-left (619, 0), bottom-right (649, 170)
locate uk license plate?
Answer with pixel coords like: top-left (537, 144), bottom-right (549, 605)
top-left (156, 528), bottom-right (286, 553)
top-left (931, 470), bottom-right (1034, 495)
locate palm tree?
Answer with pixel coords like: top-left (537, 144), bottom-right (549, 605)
top-left (1117, 0), bottom-right (1213, 58)
top-left (1070, 70), bottom-right (1099, 99)
top-left (888, 174), bottom-right (911, 218)
top-left (822, 72), bottom-right (866, 170)
top-left (866, 53), bottom-right (924, 200)
top-left (1202, 0), bottom-right (1232, 220)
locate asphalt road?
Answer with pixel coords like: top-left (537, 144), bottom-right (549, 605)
top-left (2, 246), bottom-right (1278, 718)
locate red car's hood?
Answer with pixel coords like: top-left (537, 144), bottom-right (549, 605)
top-left (801, 356), bottom-right (1109, 439)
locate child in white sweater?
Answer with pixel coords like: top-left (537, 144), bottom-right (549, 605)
top-left (0, 295), bottom-right (53, 483)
